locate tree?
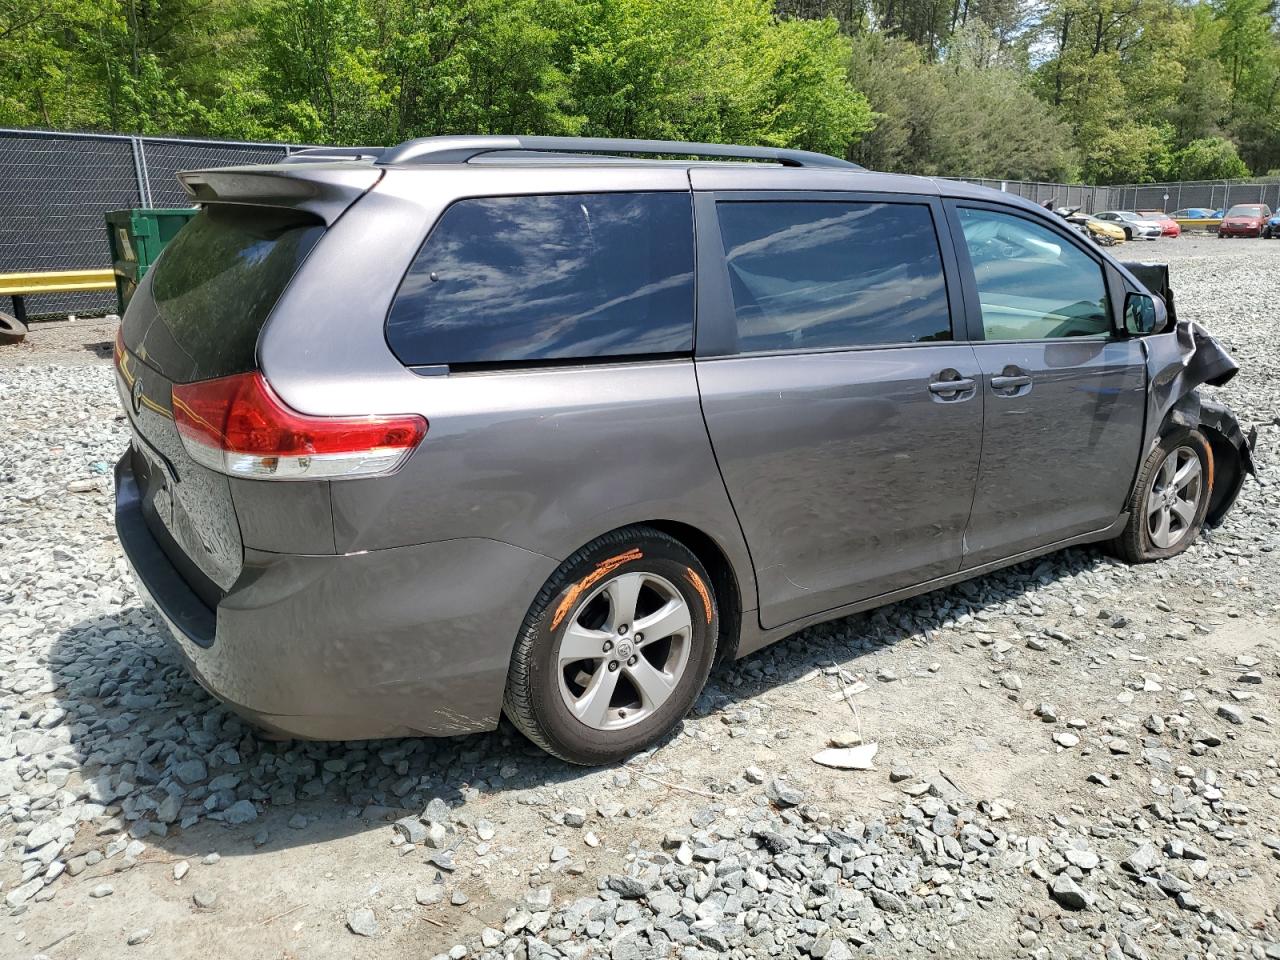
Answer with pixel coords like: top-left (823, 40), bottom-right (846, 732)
top-left (1174, 135), bottom-right (1251, 178)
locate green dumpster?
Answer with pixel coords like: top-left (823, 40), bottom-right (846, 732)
top-left (105, 207), bottom-right (198, 314)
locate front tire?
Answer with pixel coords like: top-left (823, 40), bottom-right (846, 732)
top-left (1111, 428), bottom-right (1212, 563)
top-left (504, 526), bottom-right (718, 764)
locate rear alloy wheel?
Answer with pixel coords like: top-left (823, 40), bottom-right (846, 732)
top-left (1112, 428), bottom-right (1212, 562)
top-left (504, 526), bottom-right (718, 764)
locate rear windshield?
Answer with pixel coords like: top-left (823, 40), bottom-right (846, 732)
top-left (123, 205), bottom-right (323, 383)
top-left (1226, 205), bottom-right (1264, 217)
top-left (386, 192), bottom-right (694, 368)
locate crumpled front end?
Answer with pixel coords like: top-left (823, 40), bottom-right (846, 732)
top-left (1143, 320), bottom-right (1256, 526)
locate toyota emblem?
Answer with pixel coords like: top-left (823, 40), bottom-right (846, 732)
top-left (131, 378), bottom-right (144, 415)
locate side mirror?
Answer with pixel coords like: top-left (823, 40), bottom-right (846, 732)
top-left (1124, 291), bottom-right (1166, 336)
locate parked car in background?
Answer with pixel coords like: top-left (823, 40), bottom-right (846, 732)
top-left (1067, 211), bottom-right (1127, 245)
top-left (111, 135), bottom-right (1255, 764)
top-left (1094, 210), bottom-right (1164, 240)
top-left (1264, 212), bottom-right (1280, 239)
top-left (1218, 204), bottom-right (1272, 238)
top-left (1136, 210), bottom-right (1182, 238)
top-left (1170, 208), bottom-right (1217, 220)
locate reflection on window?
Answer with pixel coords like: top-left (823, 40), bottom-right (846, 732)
top-left (715, 201), bottom-right (951, 353)
top-left (387, 193), bottom-right (694, 366)
top-left (958, 208), bottom-right (1110, 341)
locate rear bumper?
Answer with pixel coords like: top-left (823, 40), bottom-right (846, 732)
top-left (115, 451), bottom-right (559, 739)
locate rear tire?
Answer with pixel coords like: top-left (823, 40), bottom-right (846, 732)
top-left (1111, 428), bottom-right (1212, 563)
top-left (504, 526), bottom-right (718, 765)
top-left (0, 310), bottom-right (27, 345)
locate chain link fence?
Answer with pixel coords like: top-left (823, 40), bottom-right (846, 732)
top-left (941, 177), bottom-right (1115, 213)
top-left (5, 127), bottom-right (1280, 319)
top-left (1107, 179), bottom-right (1280, 215)
top-left (0, 129), bottom-right (299, 316)
top-left (950, 176), bottom-right (1280, 217)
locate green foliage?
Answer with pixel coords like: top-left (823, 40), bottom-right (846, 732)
top-left (848, 31), bottom-right (1078, 179)
top-left (1173, 136), bottom-right (1251, 179)
top-left (1, 0), bottom-right (1279, 183)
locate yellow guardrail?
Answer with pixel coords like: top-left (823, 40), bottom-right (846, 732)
top-left (1173, 218), bottom-right (1222, 230)
top-left (0, 268), bottom-right (117, 328)
top-left (0, 269), bottom-right (116, 296)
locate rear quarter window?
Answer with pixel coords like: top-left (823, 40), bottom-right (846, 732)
top-left (124, 206), bottom-right (324, 383)
top-left (386, 192), bottom-right (695, 367)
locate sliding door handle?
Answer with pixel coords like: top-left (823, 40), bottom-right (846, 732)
top-left (990, 374), bottom-right (1032, 389)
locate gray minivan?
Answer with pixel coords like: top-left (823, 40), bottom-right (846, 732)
top-left (113, 136), bottom-right (1254, 764)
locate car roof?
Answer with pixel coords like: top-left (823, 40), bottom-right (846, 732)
top-left (187, 135), bottom-right (1063, 225)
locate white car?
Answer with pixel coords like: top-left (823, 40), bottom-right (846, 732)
top-left (1094, 210), bottom-right (1164, 240)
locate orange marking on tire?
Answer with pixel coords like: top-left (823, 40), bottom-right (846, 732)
top-left (686, 568), bottom-right (713, 624)
top-left (550, 549), bottom-right (644, 630)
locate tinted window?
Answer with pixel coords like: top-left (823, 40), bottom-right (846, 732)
top-left (125, 206), bottom-right (324, 383)
top-left (1226, 205), bottom-right (1265, 217)
top-left (957, 207), bottom-right (1110, 341)
top-left (387, 193), bottom-right (694, 366)
top-left (715, 200), bottom-right (951, 353)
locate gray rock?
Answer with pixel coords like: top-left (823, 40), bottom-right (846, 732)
top-left (605, 875), bottom-right (650, 899)
top-left (1050, 875), bottom-right (1092, 910)
top-left (347, 907), bottom-right (380, 937)
top-left (765, 779), bottom-right (804, 808)
top-left (395, 817), bottom-right (427, 844)
top-left (223, 800), bottom-right (258, 825)
top-left (1217, 704), bottom-right (1245, 724)
top-left (416, 884), bottom-right (445, 906)
top-left (127, 929), bottom-right (153, 946)
top-left (172, 759), bottom-right (208, 784)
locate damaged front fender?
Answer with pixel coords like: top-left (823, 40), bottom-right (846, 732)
top-left (1142, 320), bottom-right (1257, 526)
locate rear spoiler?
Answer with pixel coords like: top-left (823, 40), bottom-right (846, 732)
top-left (1121, 261), bottom-right (1176, 326)
top-left (177, 164), bottom-right (382, 226)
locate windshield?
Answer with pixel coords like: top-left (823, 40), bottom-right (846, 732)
top-left (1226, 205), bottom-right (1263, 217)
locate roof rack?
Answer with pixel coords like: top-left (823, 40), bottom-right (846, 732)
top-left (281, 146), bottom-right (386, 163)
top-left (375, 135), bottom-right (859, 169)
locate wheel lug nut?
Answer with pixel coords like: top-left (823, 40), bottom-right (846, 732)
top-left (608, 661), bottom-right (619, 672)
top-left (618, 625), bottom-right (628, 635)
top-left (628, 656), bottom-right (637, 666)
top-left (602, 640), bottom-right (613, 652)
top-left (633, 633), bottom-right (643, 643)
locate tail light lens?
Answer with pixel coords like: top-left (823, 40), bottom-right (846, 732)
top-left (171, 372), bottom-right (427, 480)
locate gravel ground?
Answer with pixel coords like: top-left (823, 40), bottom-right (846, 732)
top-left (2, 234), bottom-right (1279, 960)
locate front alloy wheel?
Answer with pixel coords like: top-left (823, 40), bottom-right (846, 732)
top-left (1112, 428), bottom-right (1212, 563)
top-left (1146, 446), bottom-right (1203, 549)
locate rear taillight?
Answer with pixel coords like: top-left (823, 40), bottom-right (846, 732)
top-left (171, 372), bottom-right (427, 480)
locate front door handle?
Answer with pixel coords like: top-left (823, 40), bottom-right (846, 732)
top-left (990, 375), bottom-right (1032, 389)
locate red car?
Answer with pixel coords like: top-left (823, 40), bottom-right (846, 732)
top-left (1137, 211), bottom-right (1181, 238)
top-left (1218, 203), bottom-right (1272, 238)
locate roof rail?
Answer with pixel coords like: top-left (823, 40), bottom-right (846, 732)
top-left (375, 135), bottom-right (859, 169)
top-left (282, 146), bottom-right (386, 163)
